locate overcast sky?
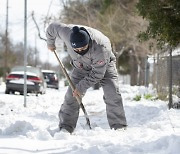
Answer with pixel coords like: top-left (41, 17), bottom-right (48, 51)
top-left (0, 0), bottom-right (63, 65)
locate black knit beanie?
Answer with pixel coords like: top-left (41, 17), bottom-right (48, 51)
top-left (70, 26), bottom-right (90, 48)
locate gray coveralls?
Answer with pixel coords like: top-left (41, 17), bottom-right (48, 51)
top-left (46, 23), bottom-right (127, 133)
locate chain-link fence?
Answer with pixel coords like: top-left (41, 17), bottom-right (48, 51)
top-left (149, 51), bottom-right (180, 104)
top-left (118, 48), bottom-right (180, 108)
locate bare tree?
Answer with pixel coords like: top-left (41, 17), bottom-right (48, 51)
top-left (31, 11), bottom-right (47, 42)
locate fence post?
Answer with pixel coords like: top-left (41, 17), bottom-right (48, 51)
top-left (145, 56), bottom-right (149, 87)
top-left (168, 47), bottom-right (173, 109)
top-left (156, 54), bottom-right (159, 92)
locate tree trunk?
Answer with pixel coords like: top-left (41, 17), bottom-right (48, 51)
top-left (129, 51), bottom-right (138, 86)
top-left (138, 57), bottom-right (146, 86)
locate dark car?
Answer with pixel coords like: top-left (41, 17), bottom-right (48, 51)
top-left (42, 70), bottom-right (59, 89)
top-left (5, 66), bottom-right (46, 95)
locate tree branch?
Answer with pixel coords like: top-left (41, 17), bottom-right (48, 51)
top-left (31, 11), bottom-right (47, 42)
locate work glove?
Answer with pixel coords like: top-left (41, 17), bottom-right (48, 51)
top-left (73, 88), bottom-right (81, 97)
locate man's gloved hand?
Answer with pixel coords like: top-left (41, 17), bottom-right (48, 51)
top-left (48, 46), bottom-right (56, 51)
top-left (73, 88), bottom-right (81, 97)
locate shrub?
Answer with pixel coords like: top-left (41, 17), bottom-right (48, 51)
top-left (144, 94), bottom-right (153, 100)
top-left (133, 95), bottom-right (141, 101)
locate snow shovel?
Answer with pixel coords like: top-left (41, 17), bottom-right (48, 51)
top-left (53, 50), bottom-right (91, 129)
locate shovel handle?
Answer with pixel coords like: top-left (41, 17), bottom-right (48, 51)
top-left (53, 50), bottom-right (91, 129)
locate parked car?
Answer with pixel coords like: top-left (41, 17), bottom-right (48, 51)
top-left (5, 66), bottom-right (46, 95)
top-left (42, 70), bottom-right (59, 89)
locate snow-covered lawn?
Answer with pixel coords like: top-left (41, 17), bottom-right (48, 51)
top-left (0, 82), bottom-right (180, 154)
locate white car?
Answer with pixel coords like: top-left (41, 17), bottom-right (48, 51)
top-left (5, 66), bottom-right (46, 95)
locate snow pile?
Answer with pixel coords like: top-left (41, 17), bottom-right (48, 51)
top-left (0, 82), bottom-right (180, 154)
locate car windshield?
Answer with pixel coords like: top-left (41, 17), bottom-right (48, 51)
top-left (43, 73), bottom-right (56, 77)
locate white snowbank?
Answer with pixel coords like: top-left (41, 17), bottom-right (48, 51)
top-left (0, 82), bottom-right (180, 154)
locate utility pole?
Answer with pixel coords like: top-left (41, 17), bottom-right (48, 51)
top-left (24, 0), bottom-right (27, 107)
top-left (34, 34), bottom-right (38, 67)
top-left (4, 0), bottom-right (9, 80)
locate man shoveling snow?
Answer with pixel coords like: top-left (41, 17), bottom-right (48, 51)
top-left (46, 23), bottom-right (127, 133)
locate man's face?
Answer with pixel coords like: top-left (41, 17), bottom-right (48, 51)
top-left (73, 44), bottom-right (89, 53)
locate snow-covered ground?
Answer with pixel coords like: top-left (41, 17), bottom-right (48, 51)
top-left (0, 82), bottom-right (180, 154)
